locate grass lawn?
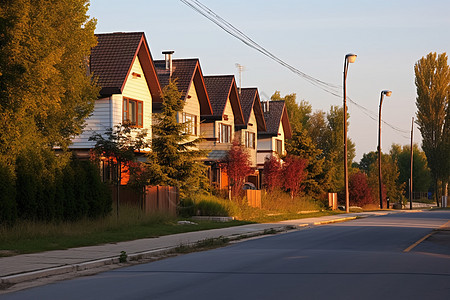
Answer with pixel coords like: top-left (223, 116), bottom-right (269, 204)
top-left (0, 193), bottom-right (348, 257)
top-left (0, 205), bottom-right (251, 257)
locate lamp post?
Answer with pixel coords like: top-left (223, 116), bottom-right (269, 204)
top-left (378, 90), bottom-right (392, 209)
top-left (343, 53), bottom-right (357, 213)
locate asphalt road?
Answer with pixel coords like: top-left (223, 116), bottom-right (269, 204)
top-left (2, 210), bottom-right (450, 300)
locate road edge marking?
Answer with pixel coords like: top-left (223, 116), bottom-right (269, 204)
top-left (403, 232), bottom-right (434, 253)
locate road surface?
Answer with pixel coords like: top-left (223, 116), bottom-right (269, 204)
top-left (2, 210), bottom-right (449, 300)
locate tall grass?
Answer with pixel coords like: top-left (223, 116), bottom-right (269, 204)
top-left (0, 204), bottom-right (248, 256)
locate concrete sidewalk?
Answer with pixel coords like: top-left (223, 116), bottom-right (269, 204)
top-left (0, 211), bottom-right (397, 287)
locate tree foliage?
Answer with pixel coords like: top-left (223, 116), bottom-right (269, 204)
top-left (224, 139), bottom-right (253, 198)
top-left (0, 0), bottom-right (99, 157)
top-left (283, 155), bottom-right (308, 199)
top-left (367, 153), bottom-right (404, 207)
top-left (149, 80), bottom-right (208, 197)
top-left (263, 155), bottom-right (283, 192)
top-left (286, 128), bottom-right (327, 197)
top-left (349, 171), bottom-right (375, 207)
top-left (414, 52), bottom-right (450, 203)
top-left (390, 144), bottom-right (431, 197)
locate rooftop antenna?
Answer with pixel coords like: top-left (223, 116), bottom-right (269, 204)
top-left (235, 63), bottom-right (245, 95)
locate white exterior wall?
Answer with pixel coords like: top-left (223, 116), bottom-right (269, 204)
top-left (256, 122), bottom-right (286, 168)
top-left (70, 57), bottom-right (152, 149)
top-left (178, 82), bottom-right (201, 146)
top-left (199, 97), bottom-right (234, 152)
top-left (238, 109), bottom-right (258, 167)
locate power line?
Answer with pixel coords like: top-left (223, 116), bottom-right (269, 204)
top-left (180, 0), bottom-right (409, 138)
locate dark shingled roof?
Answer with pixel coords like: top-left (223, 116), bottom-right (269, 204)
top-left (154, 59), bottom-right (197, 99)
top-left (154, 58), bottom-right (212, 115)
top-left (238, 88), bottom-right (267, 132)
top-left (90, 32), bottom-right (161, 100)
top-left (203, 75), bottom-right (244, 124)
top-left (260, 100), bottom-right (292, 139)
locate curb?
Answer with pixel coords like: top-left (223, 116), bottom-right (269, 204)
top-left (313, 216), bottom-right (357, 225)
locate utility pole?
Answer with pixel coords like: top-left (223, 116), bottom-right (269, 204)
top-left (410, 117), bottom-right (414, 210)
top-left (235, 63), bottom-right (244, 95)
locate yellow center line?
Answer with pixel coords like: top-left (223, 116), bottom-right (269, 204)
top-left (403, 219), bottom-right (450, 253)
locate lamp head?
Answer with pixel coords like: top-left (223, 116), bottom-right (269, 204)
top-left (382, 90), bottom-right (392, 97)
top-left (345, 53), bottom-right (357, 63)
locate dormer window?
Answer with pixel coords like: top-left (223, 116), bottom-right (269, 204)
top-left (123, 97), bottom-right (143, 127)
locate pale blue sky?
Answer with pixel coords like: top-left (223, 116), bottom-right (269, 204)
top-left (88, 0), bottom-right (450, 161)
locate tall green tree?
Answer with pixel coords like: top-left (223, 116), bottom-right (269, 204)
top-left (390, 144), bottom-right (432, 198)
top-left (0, 0), bottom-right (99, 157)
top-left (286, 128), bottom-right (327, 197)
top-left (150, 80), bottom-right (208, 197)
top-left (320, 106), bottom-right (356, 193)
top-left (358, 152), bottom-right (378, 174)
top-left (415, 52), bottom-right (450, 204)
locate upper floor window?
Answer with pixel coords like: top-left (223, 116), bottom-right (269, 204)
top-left (219, 123), bottom-right (232, 143)
top-left (245, 131), bottom-right (256, 149)
top-left (275, 139), bottom-right (283, 155)
top-left (181, 112), bottom-right (198, 135)
top-left (123, 98), bottom-right (143, 127)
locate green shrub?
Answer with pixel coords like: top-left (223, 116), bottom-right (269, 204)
top-left (0, 160), bottom-right (17, 225)
top-left (178, 195), bottom-right (237, 217)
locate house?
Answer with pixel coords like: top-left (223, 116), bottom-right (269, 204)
top-left (202, 75), bottom-right (245, 190)
top-left (70, 32), bottom-right (162, 182)
top-left (71, 32), bottom-right (161, 154)
top-left (153, 53), bottom-right (213, 143)
top-left (235, 88), bottom-right (267, 188)
top-left (257, 100), bottom-right (292, 173)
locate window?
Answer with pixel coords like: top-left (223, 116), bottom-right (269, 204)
top-left (181, 112), bottom-right (198, 135)
top-left (275, 139), bottom-right (283, 155)
top-left (245, 131), bottom-right (256, 149)
top-left (219, 123), bottom-right (232, 143)
top-left (123, 98), bottom-right (143, 127)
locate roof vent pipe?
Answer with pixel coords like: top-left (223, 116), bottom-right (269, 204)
top-left (162, 51), bottom-right (174, 77)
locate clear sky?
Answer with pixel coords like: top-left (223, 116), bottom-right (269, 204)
top-left (88, 0), bottom-right (450, 161)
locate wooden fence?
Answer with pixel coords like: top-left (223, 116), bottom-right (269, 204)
top-left (246, 190), bottom-right (261, 208)
top-left (144, 186), bottom-right (179, 216)
top-left (111, 185), bottom-right (179, 216)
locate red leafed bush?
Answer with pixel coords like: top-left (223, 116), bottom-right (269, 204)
top-left (283, 155), bottom-right (308, 199)
top-left (263, 156), bottom-right (283, 192)
top-left (224, 139), bottom-right (253, 197)
top-left (349, 171), bottom-right (375, 207)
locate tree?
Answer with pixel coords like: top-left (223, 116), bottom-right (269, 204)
top-left (390, 144), bottom-right (431, 198)
top-left (358, 152), bottom-right (378, 174)
top-left (263, 155), bottom-right (283, 193)
top-left (286, 128), bottom-right (327, 197)
top-left (283, 155), bottom-right (308, 199)
top-left (90, 122), bottom-right (151, 218)
top-left (150, 80), bottom-right (208, 197)
top-left (224, 139), bottom-right (253, 198)
top-left (349, 171), bottom-right (375, 207)
top-left (414, 52), bottom-right (450, 205)
top-left (367, 153), bottom-right (404, 207)
top-left (321, 106), bottom-right (356, 193)
top-left (0, 0), bottom-right (99, 158)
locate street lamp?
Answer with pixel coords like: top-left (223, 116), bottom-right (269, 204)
top-left (343, 53), bottom-right (357, 213)
top-left (378, 90), bottom-right (392, 209)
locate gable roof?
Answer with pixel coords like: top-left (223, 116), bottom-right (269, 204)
top-left (238, 88), bottom-right (267, 132)
top-left (203, 75), bottom-right (244, 125)
top-left (259, 100), bottom-right (292, 139)
top-left (90, 32), bottom-right (161, 100)
top-left (154, 58), bottom-right (212, 115)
